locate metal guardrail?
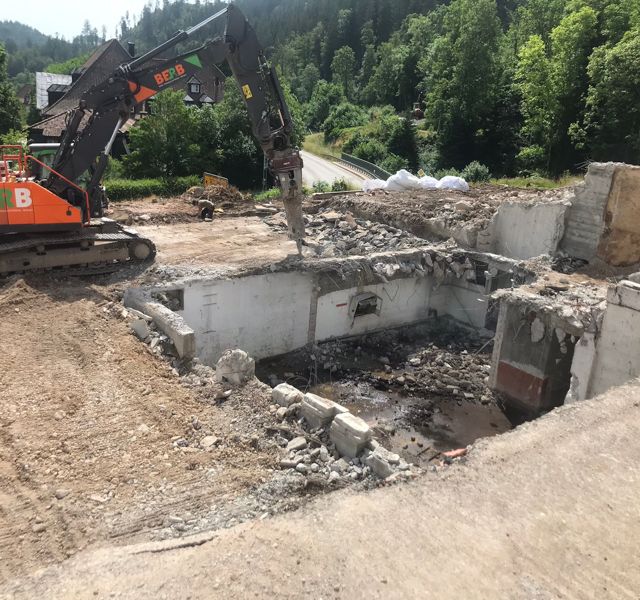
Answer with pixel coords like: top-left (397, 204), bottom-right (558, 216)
top-left (340, 152), bottom-right (391, 180)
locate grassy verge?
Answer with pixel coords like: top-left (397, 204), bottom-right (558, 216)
top-left (490, 174), bottom-right (582, 189)
top-left (302, 132), bottom-right (342, 158)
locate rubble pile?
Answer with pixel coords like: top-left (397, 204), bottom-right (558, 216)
top-left (269, 384), bottom-right (418, 485)
top-left (265, 208), bottom-right (429, 257)
top-left (184, 184), bottom-right (248, 206)
top-left (369, 344), bottom-right (496, 405)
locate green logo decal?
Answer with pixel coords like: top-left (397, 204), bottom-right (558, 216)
top-left (0, 189), bottom-right (14, 209)
top-left (184, 54), bottom-right (202, 69)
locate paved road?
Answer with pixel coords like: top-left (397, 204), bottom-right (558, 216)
top-left (300, 150), bottom-right (368, 189)
top-left (7, 379), bottom-right (640, 599)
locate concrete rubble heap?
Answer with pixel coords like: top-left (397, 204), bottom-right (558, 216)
top-left (271, 384), bottom-right (417, 483)
top-left (265, 208), bottom-right (430, 258)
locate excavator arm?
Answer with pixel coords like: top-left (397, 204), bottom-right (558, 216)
top-left (45, 4), bottom-right (305, 242)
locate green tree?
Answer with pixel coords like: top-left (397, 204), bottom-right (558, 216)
top-left (576, 31), bottom-right (640, 162)
top-left (515, 35), bottom-right (557, 172)
top-left (322, 102), bottom-right (368, 141)
top-left (0, 44), bottom-right (23, 136)
top-left (305, 80), bottom-right (345, 130)
top-left (549, 7), bottom-right (598, 170)
top-left (422, 0), bottom-right (503, 168)
top-left (123, 90), bottom-right (198, 178)
top-left (331, 46), bottom-right (356, 100)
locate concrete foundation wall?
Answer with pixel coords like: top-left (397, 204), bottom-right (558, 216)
top-left (431, 281), bottom-right (488, 329)
top-left (561, 163), bottom-right (616, 260)
top-left (181, 273), bottom-right (314, 365)
top-left (587, 281), bottom-right (640, 397)
top-left (490, 201), bottom-right (569, 260)
top-left (176, 264), bottom-right (492, 365)
top-left (315, 278), bottom-right (432, 341)
top-left (490, 300), bottom-right (576, 414)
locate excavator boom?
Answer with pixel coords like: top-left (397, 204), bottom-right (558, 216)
top-left (45, 3), bottom-right (305, 242)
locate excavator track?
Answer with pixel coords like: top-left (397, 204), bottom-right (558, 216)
top-left (0, 223), bottom-right (156, 276)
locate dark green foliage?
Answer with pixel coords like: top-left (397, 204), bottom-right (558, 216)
top-left (305, 81), bottom-right (345, 131)
top-left (106, 176), bottom-right (200, 201)
top-left (461, 161), bottom-right (492, 182)
top-left (0, 44), bottom-right (22, 136)
top-left (322, 102), bottom-right (368, 141)
top-left (1, 19), bottom-right (105, 80)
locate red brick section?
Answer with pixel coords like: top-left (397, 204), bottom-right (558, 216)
top-left (496, 361), bottom-right (548, 411)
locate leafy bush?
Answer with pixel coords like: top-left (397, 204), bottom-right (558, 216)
top-left (418, 146), bottom-right (440, 174)
top-left (350, 139), bottom-right (388, 164)
top-left (254, 188), bottom-right (282, 202)
top-left (331, 178), bottom-right (349, 192)
top-left (106, 176), bottom-right (200, 201)
top-left (312, 180), bottom-right (331, 193)
top-left (461, 161), bottom-right (491, 182)
top-left (103, 158), bottom-right (125, 181)
top-left (380, 153), bottom-right (408, 173)
top-left (322, 102), bottom-right (368, 142)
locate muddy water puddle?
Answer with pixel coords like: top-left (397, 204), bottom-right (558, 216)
top-left (309, 380), bottom-right (513, 467)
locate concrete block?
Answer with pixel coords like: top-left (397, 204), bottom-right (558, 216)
top-left (608, 281), bottom-right (640, 311)
top-left (124, 289), bottom-right (195, 359)
top-left (330, 413), bottom-right (372, 458)
top-left (300, 393), bottom-right (337, 429)
top-left (365, 446), bottom-right (400, 479)
top-left (272, 383), bottom-right (304, 407)
top-left (215, 349), bottom-right (255, 386)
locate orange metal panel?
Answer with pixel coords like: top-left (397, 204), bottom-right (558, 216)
top-left (1, 181), bottom-right (82, 227)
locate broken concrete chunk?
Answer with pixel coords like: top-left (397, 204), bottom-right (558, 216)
top-left (330, 413), bottom-right (372, 458)
top-left (130, 318), bottom-right (150, 341)
top-left (286, 436), bottom-right (308, 452)
top-left (365, 446), bottom-right (401, 479)
top-left (215, 349), bottom-right (255, 386)
top-left (272, 383), bottom-right (304, 407)
top-left (330, 458), bottom-right (350, 474)
top-left (300, 393), bottom-right (338, 429)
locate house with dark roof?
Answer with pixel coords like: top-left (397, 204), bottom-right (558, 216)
top-left (29, 39), bottom-right (225, 151)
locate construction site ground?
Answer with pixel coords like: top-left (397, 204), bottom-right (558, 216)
top-left (1, 190), bottom-right (638, 596)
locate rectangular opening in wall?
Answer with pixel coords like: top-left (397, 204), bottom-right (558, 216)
top-left (351, 293), bottom-right (381, 318)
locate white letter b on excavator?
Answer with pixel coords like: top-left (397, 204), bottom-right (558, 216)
top-left (14, 188), bottom-right (32, 208)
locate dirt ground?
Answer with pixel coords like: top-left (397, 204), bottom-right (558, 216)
top-left (136, 218), bottom-right (298, 267)
top-left (0, 276), bottom-right (283, 582)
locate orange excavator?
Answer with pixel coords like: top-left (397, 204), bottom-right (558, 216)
top-left (0, 4), bottom-right (304, 275)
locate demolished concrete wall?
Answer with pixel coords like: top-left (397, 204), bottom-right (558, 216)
top-left (560, 162), bottom-right (640, 265)
top-left (135, 249), bottom-right (523, 366)
top-left (488, 200), bottom-right (570, 260)
top-left (576, 280), bottom-right (640, 398)
top-left (596, 165), bottom-right (640, 266)
top-left (490, 298), bottom-right (578, 414)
